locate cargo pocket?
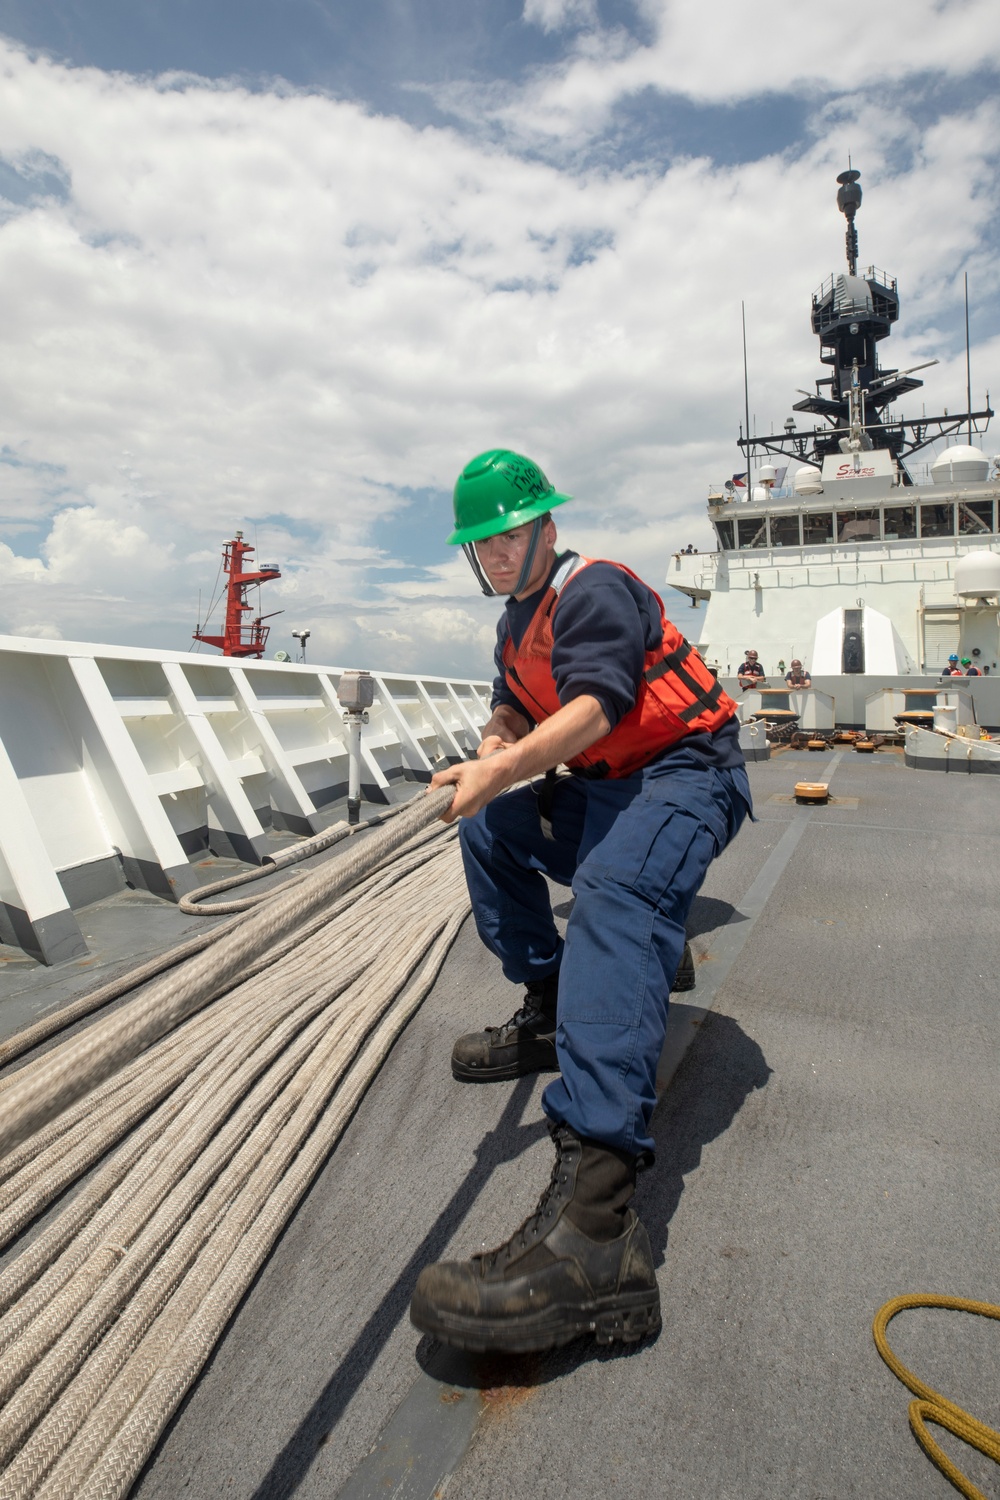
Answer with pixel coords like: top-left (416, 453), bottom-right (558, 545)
top-left (601, 801), bottom-right (712, 916)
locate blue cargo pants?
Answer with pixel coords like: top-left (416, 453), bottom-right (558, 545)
top-left (458, 757), bottom-right (752, 1159)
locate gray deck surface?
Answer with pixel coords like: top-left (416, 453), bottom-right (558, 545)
top-left (2, 750), bottom-right (999, 1499)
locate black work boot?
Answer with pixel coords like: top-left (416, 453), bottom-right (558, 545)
top-left (672, 940), bottom-right (696, 993)
top-left (409, 1124), bottom-right (661, 1353)
top-left (451, 973), bottom-right (559, 1082)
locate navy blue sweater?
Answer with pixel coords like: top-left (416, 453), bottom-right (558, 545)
top-left (491, 552), bottom-right (742, 772)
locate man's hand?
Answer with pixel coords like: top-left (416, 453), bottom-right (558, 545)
top-left (476, 705), bottom-right (529, 759)
top-left (430, 756), bottom-right (512, 823)
top-left (428, 694), bottom-right (610, 824)
top-left (477, 734), bottom-right (513, 759)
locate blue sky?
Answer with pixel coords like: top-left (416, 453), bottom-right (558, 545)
top-left (0, 1), bottom-right (998, 674)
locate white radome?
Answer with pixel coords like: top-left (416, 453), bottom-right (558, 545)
top-left (794, 465), bottom-right (823, 495)
top-left (930, 445), bottom-right (990, 485)
top-left (953, 549), bottom-right (1000, 598)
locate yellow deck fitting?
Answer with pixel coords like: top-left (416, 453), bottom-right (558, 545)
top-left (794, 781), bottom-right (829, 803)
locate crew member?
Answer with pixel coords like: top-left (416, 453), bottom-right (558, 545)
top-left (410, 450), bottom-right (751, 1354)
top-left (962, 657), bottom-right (982, 676)
top-left (785, 659), bottom-right (812, 687)
top-left (942, 654), bottom-right (963, 677)
top-left (737, 650), bottom-right (766, 690)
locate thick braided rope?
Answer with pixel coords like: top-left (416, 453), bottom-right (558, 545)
top-left (0, 785), bottom-right (454, 1160)
top-left (0, 865), bottom-right (442, 1422)
top-left (4, 886), bottom-right (465, 1500)
top-left (0, 805), bottom-right (466, 1498)
top-left (0, 830), bottom-right (454, 1328)
top-left (0, 804), bottom-right (416, 1075)
top-left (53, 906), bottom-right (467, 1500)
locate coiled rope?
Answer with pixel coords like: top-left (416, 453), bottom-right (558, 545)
top-left (873, 1294), bottom-right (1000, 1500)
top-left (0, 785), bottom-right (462, 1499)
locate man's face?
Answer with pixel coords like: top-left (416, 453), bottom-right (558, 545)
top-left (791, 660), bottom-right (801, 671)
top-left (473, 516), bottom-right (557, 598)
top-left (746, 652), bottom-right (758, 664)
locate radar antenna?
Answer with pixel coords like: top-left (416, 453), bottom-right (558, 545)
top-left (836, 169), bottom-right (862, 275)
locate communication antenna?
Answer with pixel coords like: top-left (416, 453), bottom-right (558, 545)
top-left (965, 272), bottom-right (972, 443)
top-left (742, 301), bottom-right (751, 494)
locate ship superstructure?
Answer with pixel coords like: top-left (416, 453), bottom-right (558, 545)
top-left (669, 170), bottom-right (1000, 685)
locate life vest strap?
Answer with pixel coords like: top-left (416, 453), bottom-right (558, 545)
top-left (645, 641), bottom-right (725, 720)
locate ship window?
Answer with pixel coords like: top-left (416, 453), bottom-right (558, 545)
top-left (957, 499), bottom-right (995, 536)
top-left (883, 504), bottom-right (916, 539)
top-left (920, 503), bottom-right (955, 538)
top-left (770, 513), bottom-right (801, 547)
top-left (737, 516), bottom-right (768, 549)
top-left (715, 520), bottom-right (735, 550)
top-left (802, 511), bottom-right (834, 544)
top-left (837, 508), bottom-right (881, 542)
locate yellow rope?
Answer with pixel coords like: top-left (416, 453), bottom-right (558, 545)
top-left (873, 1294), bottom-right (1000, 1500)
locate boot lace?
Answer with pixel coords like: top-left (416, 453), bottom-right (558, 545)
top-left (477, 1126), bottom-right (576, 1271)
top-left (485, 985), bottom-right (552, 1044)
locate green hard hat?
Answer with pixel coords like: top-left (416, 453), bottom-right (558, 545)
top-left (447, 449), bottom-right (572, 545)
top-left (960, 657), bottom-right (972, 665)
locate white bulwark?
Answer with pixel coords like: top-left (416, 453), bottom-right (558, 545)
top-left (0, 636), bottom-right (489, 965)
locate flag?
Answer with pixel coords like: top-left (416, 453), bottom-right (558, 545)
top-left (731, 472), bottom-right (747, 487)
top-left (773, 466), bottom-right (787, 488)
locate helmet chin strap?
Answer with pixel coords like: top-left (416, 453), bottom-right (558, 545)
top-left (462, 542), bottom-right (496, 597)
top-left (462, 518), bottom-right (544, 598)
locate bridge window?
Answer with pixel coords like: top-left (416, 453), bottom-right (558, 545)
top-left (883, 504), bottom-right (916, 539)
top-left (920, 503), bottom-right (955, 538)
top-left (715, 520), bottom-right (734, 550)
top-left (837, 508), bottom-right (881, 542)
top-left (802, 511), bottom-right (834, 544)
top-left (770, 514), bottom-right (802, 547)
top-left (957, 499), bottom-right (995, 535)
top-left (737, 516), bottom-right (768, 549)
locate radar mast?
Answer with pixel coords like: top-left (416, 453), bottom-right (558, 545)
top-left (737, 169), bottom-right (992, 484)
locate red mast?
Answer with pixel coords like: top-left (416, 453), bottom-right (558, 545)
top-left (193, 532), bottom-right (282, 658)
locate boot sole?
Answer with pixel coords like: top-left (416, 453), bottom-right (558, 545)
top-left (670, 971), bottom-right (696, 992)
top-left (410, 1289), bottom-right (661, 1353)
top-left (451, 1056), bottom-right (560, 1083)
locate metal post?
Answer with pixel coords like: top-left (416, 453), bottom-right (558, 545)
top-left (347, 714), bottom-right (363, 825)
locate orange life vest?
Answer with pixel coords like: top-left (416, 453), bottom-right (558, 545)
top-left (501, 555), bottom-right (737, 779)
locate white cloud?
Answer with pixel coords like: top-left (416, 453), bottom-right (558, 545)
top-left (0, 25), bottom-right (997, 677)
top-left (523, 0), bottom-right (599, 34)
top-left (471, 0), bottom-right (1000, 148)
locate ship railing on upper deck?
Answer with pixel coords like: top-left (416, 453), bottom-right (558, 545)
top-left (811, 264), bottom-right (897, 306)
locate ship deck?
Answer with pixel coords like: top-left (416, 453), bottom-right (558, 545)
top-left (1, 748), bottom-right (998, 1499)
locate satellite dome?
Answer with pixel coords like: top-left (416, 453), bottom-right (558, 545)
top-left (930, 445), bottom-right (990, 485)
top-left (954, 550), bottom-right (1000, 598)
top-left (757, 463), bottom-right (777, 484)
top-left (794, 465), bottom-right (823, 495)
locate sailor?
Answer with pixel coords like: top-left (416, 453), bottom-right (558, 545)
top-left (961, 657), bottom-right (982, 676)
top-left (941, 654), bottom-right (964, 677)
top-left (784, 659), bottom-right (812, 688)
top-left (736, 650), bottom-right (766, 690)
top-left (410, 449), bottom-right (752, 1353)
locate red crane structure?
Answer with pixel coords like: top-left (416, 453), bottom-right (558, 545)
top-left (193, 532), bottom-right (282, 658)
